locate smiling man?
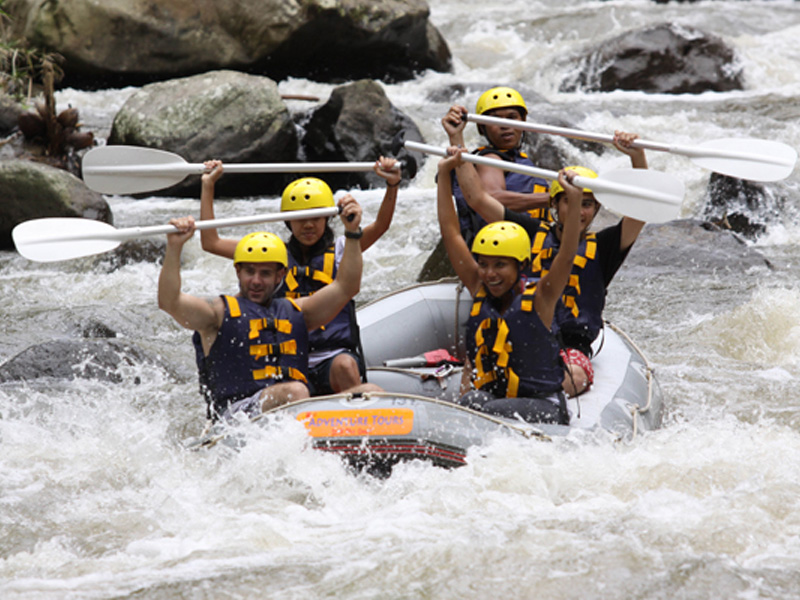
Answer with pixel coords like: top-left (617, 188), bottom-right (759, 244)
top-left (157, 196), bottom-right (380, 422)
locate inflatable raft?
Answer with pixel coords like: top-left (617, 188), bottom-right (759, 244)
top-left (248, 280), bottom-right (664, 474)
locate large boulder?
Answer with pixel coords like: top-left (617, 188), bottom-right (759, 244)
top-left (107, 70), bottom-right (297, 197)
top-left (559, 22), bottom-right (744, 94)
top-left (0, 339), bottom-right (180, 384)
top-left (5, 0), bottom-right (451, 88)
top-left (302, 79), bottom-right (424, 190)
top-left (0, 160), bottom-right (111, 249)
top-left (701, 173), bottom-right (777, 240)
top-left (625, 219), bottom-right (772, 274)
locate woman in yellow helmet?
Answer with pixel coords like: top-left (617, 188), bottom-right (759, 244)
top-left (449, 131), bottom-right (647, 397)
top-left (437, 147), bottom-right (584, 424)
top-left (441, 86), bottom-right (551, 245)
top-left (197, 156), bottom-right (400, 396)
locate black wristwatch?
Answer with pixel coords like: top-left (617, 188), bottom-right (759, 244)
top-left (344, 227), bottom-right (363, 240)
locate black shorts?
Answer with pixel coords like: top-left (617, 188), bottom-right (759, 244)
top-left (307, 350), bottom-right (363, 396)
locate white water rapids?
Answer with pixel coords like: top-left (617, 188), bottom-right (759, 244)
top-left (4, 1), bottom-right (800, 598)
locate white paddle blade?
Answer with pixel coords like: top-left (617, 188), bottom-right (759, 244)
top-left (688, 138), bottom-right (797, 182)
top-left (13, 218), bottom-right (122, 262)
top-left (83, 145), bottom-right (196, 194)
top-left (594, 169), bottom-right (684, 223)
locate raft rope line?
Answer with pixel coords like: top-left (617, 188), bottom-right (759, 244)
top-left (605, 321), bottom-right (655, 439)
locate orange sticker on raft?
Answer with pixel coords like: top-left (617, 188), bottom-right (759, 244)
top-left (296, 408), bottom-right (414, 438)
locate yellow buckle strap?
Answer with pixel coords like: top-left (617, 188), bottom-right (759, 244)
top-left (249, 317), bottom-right (293, 340)
top-left (249, 339), bottom-right (298, 358)
top-left (506, 368), bottom-right (519, 398)
top-left (253, 365), bottom-right (308, 384)
top-left (493, 319), bottom-right (511, 368)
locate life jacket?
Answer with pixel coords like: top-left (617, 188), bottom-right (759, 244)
top-left (194, 295), bottom-right (308, 419)
top-left (466, 283), bottom-right (564, 399)
top-left (452, 146), bottom-right (549, 244)
top-left (530, 221), bottom-right (605, 353)
top-left (277, 241), bottom-right (360, 355)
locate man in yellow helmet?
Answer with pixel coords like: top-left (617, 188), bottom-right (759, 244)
top-left (448, 131), bottom-right (647, 398)
top-left (441, 86), bottom-right (550, 245)
top-left (157, 196), bottom-right (380, 421)
top-left (197, 157), bottom-right (399, 396)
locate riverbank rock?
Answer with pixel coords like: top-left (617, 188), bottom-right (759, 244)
top-left (701, 174), bottom-right (775, 240)
top-left (559, 22), bottom-right (744, 94)
top-left (5, 0), bottom-right (451, 89)
top-left (107, 70), bottom-right (297, 198)
top-left (0, 160), bottom-right (111, 249)
top-left (302, 79), bottom-right (424, 190)
top-left (625, 219), bottom-right (772, 274)
top-left (0, 339), bottom-right (179, 384)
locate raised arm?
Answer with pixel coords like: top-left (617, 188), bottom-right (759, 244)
top-left (474, 160), bottom-right (550, 213)
top-left (533, 170), bottom-right (583, 328)
top-left (360, 156), bottom-right (401, 251)
top-left (612, 130), bottom-right (647, 250)
top-left (437, 149), bottom-right (480, 295)
top-left (198, 160), bottom-right (237, 259)
top-left (298, 196), bottom-right (363, 331)
top-left (158, 216), bottom-right (223, 341)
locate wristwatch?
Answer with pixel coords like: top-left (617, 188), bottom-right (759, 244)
top-left (344, 227), bottom-right (363, 240)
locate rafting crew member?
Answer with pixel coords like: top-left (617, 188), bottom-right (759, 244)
top-left (198, 157), bottom-right (400, 396)
top-left (441, 86), bottom-right (550, 245)
top-left (436, 147), bottom-right (583, 425)
top-left (158, 198), bottom-right (381, 421)
top-left (450, 128), bottom-right (648, 397)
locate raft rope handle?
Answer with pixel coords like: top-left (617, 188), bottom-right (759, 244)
top-left (606, 322), bottom-right (655, 439)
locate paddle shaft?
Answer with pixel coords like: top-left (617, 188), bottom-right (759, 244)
top-left (83, 162), bottom-right (397, 177)
top-left (467, 113), bottom-right (796, 168)
top-left (405, 140), bottom-right (680, 206)
top-left (22, 207), bottom-right (340, 246)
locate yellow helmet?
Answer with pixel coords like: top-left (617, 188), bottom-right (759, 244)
top-left (234, 232), bottom-right (288, 267)
top-left (549, 166), bottom-right (598, 199)
top-left (471, 221), bottom-right (531, 263)
top-left (280, 177), bottom-right (335, 212)
top-left (475, 87), bottom-right (528, 117)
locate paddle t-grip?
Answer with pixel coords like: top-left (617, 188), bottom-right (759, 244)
top-left (337, 204), bottom-right (356, 223)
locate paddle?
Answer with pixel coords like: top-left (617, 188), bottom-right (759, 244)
top-left (82, 145), bottom-right (409, 195)
top-left (404, 140), bottom-right (684, 223)
top-left (12, 206), bottom-right (340, 263)
top-left (466, 113), bottom-right (797, 182)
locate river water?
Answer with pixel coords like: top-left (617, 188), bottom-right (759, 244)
top-left (4, 1), bottom-right (800, 598)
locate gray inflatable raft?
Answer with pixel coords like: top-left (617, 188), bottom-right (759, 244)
top-left (255, 280), bottom-right (664, 473)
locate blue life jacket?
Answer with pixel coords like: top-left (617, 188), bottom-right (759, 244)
top-left (194, 295), bottom-right (308, 418)
top-left (530, 222), bottom-right (605, 354)
top-left (278, 242), bottom-right (359, 355)
top-left (466, 283), bottom-right (564, 398)
top-left (452, 146), bottom-right (549, 245)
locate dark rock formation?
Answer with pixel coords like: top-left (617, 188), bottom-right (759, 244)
top-left (560, 22), bottom-right (744, 94)
top-left (5, 0), bottom-right (451, 89)
top-left (0, 160), bottom-right (111, 249)
top-left (0, 339), bottom-right (177, 384)
top-left (302, 79), bottom-right (424, 190)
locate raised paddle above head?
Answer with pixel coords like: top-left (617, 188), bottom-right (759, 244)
top-left (404, 140), bottom-right (685, 223)
top-left (465, 112), bottom-right (797, 183)
top-left (82, 145), bottom-right (410, 195)
top-left (12, 207), bottom-right (341, 263)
